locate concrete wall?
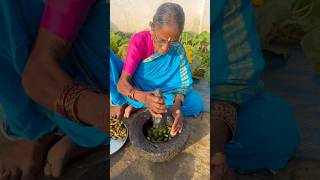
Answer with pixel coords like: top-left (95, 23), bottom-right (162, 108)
top-left (110, 0), bottom-right (210, 33)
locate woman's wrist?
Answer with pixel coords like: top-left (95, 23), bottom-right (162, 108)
top-left (173, 94), bottom-right (184, 108)
top-left (133, 90), bottom-right (146, 103)
top-left (76, 90), bottom-right (106, 131)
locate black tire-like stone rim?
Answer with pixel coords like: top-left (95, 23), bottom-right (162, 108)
top-left (128, 109), bottom-right (190, 162)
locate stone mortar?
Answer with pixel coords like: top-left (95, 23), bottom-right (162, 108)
top-left (128, 109), bottom-right (191, 162)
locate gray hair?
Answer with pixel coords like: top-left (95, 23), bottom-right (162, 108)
top-left (152, 2), bottom-right (185, 33)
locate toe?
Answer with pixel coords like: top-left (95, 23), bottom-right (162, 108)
top-left (9, 168), bottom-right (21, 180)
top-left (46, 155), bottom-right (65, 178)
top-left (44, 162), bottom-right (52, 177)
top-left (51, 162), bottom-right (64, 178)
top-left (124, 105), bottom-right (134, 118)
top-left (20, 171), bottom-right (35, 180)
top-left (1, 170), bottom-right (10, 180)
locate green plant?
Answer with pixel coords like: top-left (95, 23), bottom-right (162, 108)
top-left (181, 31), bottom-right (210, 81)
top-left (255, 0), bottom-right (320, 72)
top-left (110, 32), bottom-right (132, 60)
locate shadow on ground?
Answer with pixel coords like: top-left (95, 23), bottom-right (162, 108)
top-left (262, 48), bottom-right (320, 160)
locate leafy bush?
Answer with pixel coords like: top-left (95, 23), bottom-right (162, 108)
top-left (254, 0), bottom-right (320, 72)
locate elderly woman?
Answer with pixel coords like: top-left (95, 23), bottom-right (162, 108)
top-left (110, 2), bottom-right (203, 136)
top-left (211, 0), bottom-right (300, 179)
top-left (0, 0), bottom-right (108, 179)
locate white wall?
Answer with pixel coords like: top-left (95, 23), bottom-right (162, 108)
top-left (110, 0), bottom-right (210, 33)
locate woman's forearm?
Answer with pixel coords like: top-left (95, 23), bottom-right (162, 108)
top-left (117, 72), bottom-right (147, 104)
top-left (22, 28), bottom-right (107, 131)
top-left (117, 71), bottom-right (134, 96)
top-left (118, 81), bottom-right (146, 104)
top-left (22, 28), bottom-right (72, 111)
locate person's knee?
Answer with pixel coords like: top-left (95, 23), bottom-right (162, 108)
top-left (281, 122), bottom-right (300, 154)
top-left (183, 90), bottom-right (203, 116)
top-left (192, 91), bottom-right (204, 112)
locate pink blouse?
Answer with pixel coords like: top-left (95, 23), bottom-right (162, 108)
top-left (123, 31), bottom-right (155, 75)
top-left (40, 0), bottom-right (96, 42)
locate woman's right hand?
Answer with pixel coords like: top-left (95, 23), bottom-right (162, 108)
top-left (142, 92), bottom-right (167, 115)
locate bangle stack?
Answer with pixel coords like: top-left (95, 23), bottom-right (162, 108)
top-left (55, 82), bottom-right (92, 124)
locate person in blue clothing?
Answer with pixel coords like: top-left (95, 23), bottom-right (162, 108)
top-left (211, 0), bottom-right (300, 179)
top-left (0, 0), bottom-right (108, 179)
top-left (110, 3), bottom-right (204, 136)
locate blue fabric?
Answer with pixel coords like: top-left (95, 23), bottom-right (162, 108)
top-left (0, 0), bottom-right (108, 147)
top-left (225, 92), bottom-right (299, 171)
top-left (110, 51), bottom-right (127, 106)
top-left (132, 43), bottom-right (193, 95)
top-left (211, 0), bottom-right (299, 171)
top-left (110, 46), bottom-right (203, 117)
top-left (212, 0), bottom-right (264, 105)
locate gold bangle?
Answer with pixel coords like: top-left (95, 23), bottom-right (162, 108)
top-left (55, 82), bottom-right (81, 117)
top-left (64, 85), bottom-right (88, 121)
top-left (55, 82), bottom-right (95, 125)
top-left (70, 88), bottom-right (91, 123)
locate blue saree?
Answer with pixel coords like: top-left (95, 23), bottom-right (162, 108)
top-left (212, 0), bottom-right (300, 171)
top-left (110, 43), bottom-right (203, 117)
top-left (0, 0), bottom-right (108, 147)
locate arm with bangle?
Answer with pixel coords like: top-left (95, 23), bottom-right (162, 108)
top-left (22, 28), bottom-right (107, 133)
top-left (117, 72), bottom-right (167, 115)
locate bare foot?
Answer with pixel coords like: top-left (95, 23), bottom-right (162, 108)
top-left (123, 105), bottom-right (138, 118)
top-left (110, 104), bottom-right (127, 120)
top-left (44, 136), bottom-right (95, 178)
top-left (0, 135), bottom-right (56, 180)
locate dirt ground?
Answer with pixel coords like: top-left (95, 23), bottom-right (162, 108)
top-left (237, 159), bottom-right (320, 180)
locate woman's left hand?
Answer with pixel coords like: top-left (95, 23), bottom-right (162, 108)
top-left (170, 105), bottom-right (183, 136)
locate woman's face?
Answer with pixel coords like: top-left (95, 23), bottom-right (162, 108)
top-left (152, 23), bottom-right (181, 55)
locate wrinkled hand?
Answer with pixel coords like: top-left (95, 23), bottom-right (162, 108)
top-left (143, 92), bottom-right (167, 116)
top-left (170, 105), bottom-right (183, 136)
